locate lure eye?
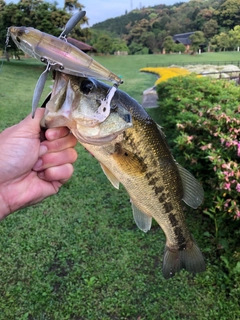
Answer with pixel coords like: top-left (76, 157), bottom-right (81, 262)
top-left (80, 79), bottom-right (94, 95)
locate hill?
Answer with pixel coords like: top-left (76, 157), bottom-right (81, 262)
top-left (89, 0), bottom-right (240, 54)
top-left (91, 5), bottom-right (170, 36)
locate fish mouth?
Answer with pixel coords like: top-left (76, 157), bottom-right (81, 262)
top-left (41, 73), bottom-right (107, 127)
top-left (41, 72), bottom-right (132, 145)
top-left (70, 127), bottom-right (126, 146)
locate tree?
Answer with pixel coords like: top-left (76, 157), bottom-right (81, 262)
top-left (195, 8), bottom-right (214, 29)
top-left (156, 30), bottom-right (168, 51)
top-left (111, 38), bottom-right (129, 53)
top-left (139, 32), bottom-right (156, 53)
top-left (214, 0), bottom-right (240, 29)
top-left (125, 18), bottom-right (151, 47)
top-left (210, 32), bottom-right (230, 51)
top-left (163, 36), bottom-right (175, 53)
top-left (165, 18), bottom-right (182, 35)
top-left (157, 14), bottom-right (171, 30)
top-left (64, 0), bottom-right (83, 12)
top-left (189, 31), bottom-right (205, 53)
top-left (128, 41), bottom-right (143, 54)
top-left (63, 0), bottom-right (88, 40)
top-left (215, 32), bottom-right (230, 51)
top-left (202, 19), bottom-right (219, 51)
top-left (202, 19), bottom-right (219, 40)
top-left (95, 35), bottom-right (113, 54)
top-left (229, 25), bottom-right (240, 50)
top-left (0, 0), bottom-right (5, 10)
top-left (173, 43), bottom-right (186, 53)
top-left (209, 35), bottom-right (218, 51)
top-left (0, 0), bottom-right (87, 52)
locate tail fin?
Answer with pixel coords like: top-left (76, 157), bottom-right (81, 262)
top-left (162, 239), bottom-right (206, 279)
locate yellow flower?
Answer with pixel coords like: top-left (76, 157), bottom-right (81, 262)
top-left (140, 67), bottom-right (194, 85)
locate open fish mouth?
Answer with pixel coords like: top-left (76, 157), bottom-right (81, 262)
top-left (41, 72), bottom-right (132, 145)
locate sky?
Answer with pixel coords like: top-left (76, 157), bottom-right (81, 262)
top-left (4, 0), bottom-right (188, 26)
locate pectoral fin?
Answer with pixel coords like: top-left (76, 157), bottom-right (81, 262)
top-left (176, 163), bottom-right (204, 209)
top-left (100, 163), bottom-right (120, 189)
top-left (131, 200), bottom-right (152, 233)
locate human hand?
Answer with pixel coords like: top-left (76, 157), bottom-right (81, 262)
top-left (0, 109), bottom-right (78, 220)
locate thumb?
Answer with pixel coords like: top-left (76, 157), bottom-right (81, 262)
top-left (20, 108), bottom-right (45, 131)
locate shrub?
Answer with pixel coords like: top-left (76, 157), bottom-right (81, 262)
top-left (156, 75), bottom-right (240, 232)
top-left (156, 75), bottom-right (240, 285)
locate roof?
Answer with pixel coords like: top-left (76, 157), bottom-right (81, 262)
top-left (67, 37), bottom-right (97, 52)
top-left (172, 32), bottom-right (195, 45)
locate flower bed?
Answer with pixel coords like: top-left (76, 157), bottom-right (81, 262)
top-left (140, 67), bottom-right (191, 85)
top-left (156, 75), bottom-right (240, 224)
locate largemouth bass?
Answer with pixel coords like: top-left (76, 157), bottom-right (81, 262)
top-left (41, 71), bottom-right (206, 279)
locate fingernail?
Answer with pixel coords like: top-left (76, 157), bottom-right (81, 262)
top-left (39, 145), bottom-right (48, 157)
top-left (33, 158), bottom-right (43, 171)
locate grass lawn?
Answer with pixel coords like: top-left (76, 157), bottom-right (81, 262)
top-left (0, 53), bottom-right (239, 319)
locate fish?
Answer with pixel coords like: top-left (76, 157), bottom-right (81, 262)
top-left (41, 71), bottom-right (206, 279)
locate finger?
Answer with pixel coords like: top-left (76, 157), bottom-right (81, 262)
top-left (45, 127), bottom-right (71, 141)
top-left (18, 108), bottom-right (45, 134)
top-left (37, 163), bottom-right (74, 183)
top-left (33, 148), bottom-right (78, 171)
top-left (40, 133), bottom-right (78, 154)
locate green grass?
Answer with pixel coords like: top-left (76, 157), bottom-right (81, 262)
top-left (94, 51), bottom-right (240, 102)
top-left (0, 53), bottom-right (240, 319)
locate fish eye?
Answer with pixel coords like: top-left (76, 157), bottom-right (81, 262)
top-left (80, 79), bottom-right (94, 95)
top-left (16, 36), bottom-right (21, 43)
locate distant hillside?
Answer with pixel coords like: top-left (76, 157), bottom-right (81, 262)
top-left (90, 2), bottom-right (212, 36)
top-left (89, 0), bottom-right (240, 54)
top-left (91, 7), bottom-right (166, 36)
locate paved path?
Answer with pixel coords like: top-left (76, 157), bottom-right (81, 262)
top-left (142, 86), bottom-right (158, 108)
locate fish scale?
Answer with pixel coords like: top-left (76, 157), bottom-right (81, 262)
top-left (79, 114), bottom-right (198, 277)
top-left (120, 117), bottom-right (189, 244)
top-left (41, 73), bottom-right (206, 279)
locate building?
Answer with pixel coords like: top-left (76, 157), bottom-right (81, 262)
top-left (67, 37), bottom-right (97, 53)
top-left (172, 32), bottom-right (195, 52)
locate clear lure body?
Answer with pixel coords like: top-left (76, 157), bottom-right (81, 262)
top-left (8, 26), bottom-right (122, 85)
top-left (8, 11), bottom-right (122, 119)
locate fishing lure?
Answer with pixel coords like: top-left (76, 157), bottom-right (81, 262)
top-left (8, 10), bottom-right (122, 119)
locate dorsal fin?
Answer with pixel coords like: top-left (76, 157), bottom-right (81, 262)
top-left (156, 123), bottom-right (166, 137)
top-left (131, 200), bottom-right (152, 233)
top-left (176, 163), bottom-right (204, 209)
top-left (100, 163), bottom-right (120, 189)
